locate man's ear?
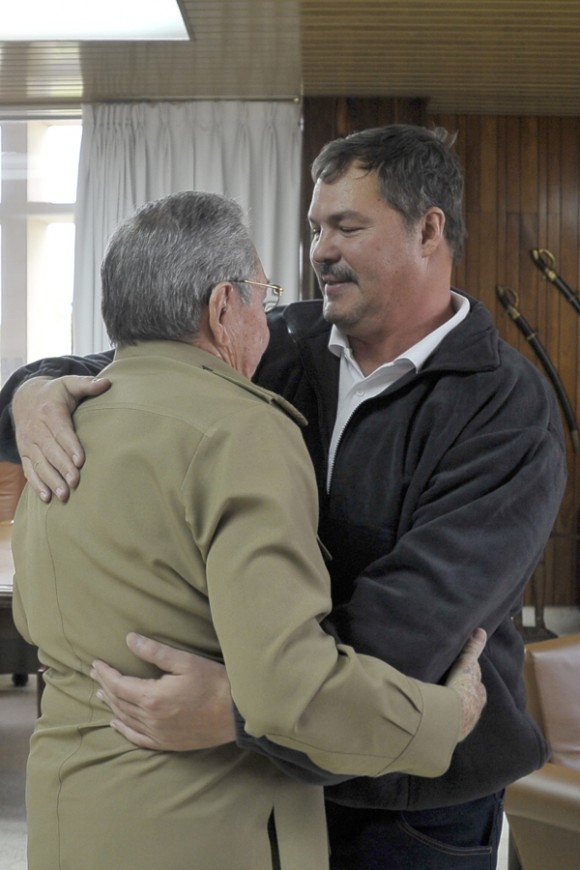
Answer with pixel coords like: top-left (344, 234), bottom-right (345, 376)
top-left (207, 282), bottom-right (233, 347)
top-left (421, 208), bottom-right (446, 256)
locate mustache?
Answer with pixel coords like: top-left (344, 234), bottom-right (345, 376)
top-left (319, 264), bottom-right (358, 284)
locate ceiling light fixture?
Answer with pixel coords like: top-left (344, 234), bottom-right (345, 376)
top-left (1, 0), bottom-right (190, 41)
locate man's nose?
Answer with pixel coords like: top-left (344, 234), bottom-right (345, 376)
top-left (310, 230), bottom-right (338, 264)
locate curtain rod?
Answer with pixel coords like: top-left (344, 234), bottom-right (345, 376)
top-left (0, 97), bottom-right (301, 122)
top-left (0, 106), bottom-right (82, 121)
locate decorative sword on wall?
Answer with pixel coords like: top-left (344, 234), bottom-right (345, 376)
top-left (530, 248), bottom-right (580, 314)
top-left (496, 284), bottom-right (580, 453)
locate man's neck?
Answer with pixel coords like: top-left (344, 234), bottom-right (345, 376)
top-left (348, 297), bottom-right (457, 376)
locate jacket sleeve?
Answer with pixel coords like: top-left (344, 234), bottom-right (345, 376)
top-left (232, 706), bottom-right (353, 785)
top-left (0, 352), bottom-right (113, 461)
top-left (328, 415), bottom-right (566, 681)
top-left (185, 401), bottom-right (463, 779)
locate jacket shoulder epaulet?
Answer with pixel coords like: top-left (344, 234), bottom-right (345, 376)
top-left (202, 365), bottom-right (308, 428)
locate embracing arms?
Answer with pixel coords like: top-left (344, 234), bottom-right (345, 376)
top-left (1, 364), bottom-right (486, 783)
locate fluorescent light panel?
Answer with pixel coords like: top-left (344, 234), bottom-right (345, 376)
top-left (1, 0), bottom-right (190, 41)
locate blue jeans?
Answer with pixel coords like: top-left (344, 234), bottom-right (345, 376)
top-left (326, 792), bottom-right (505, 870)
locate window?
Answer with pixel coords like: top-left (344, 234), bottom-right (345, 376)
top-left (0, 118), bottom-right (82, 384)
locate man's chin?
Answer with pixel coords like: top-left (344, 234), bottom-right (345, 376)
top-left (322, 299), bottom-right (348, 327)
top-left (322, 300), bottom-right (338, 324)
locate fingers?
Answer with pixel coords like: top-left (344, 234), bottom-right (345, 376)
top-left (91, 636), bottom-right (234, 751)
top-left (13, 375), bottom-right (111, 502)
top-left (91, 660), bottom-right (207, 752)
top-left (126, 632), bottom-right (209, 676)
top-left (20, 459), bottom-right (56, 504)
top-left (21, 444), bottom-right (79, 503)
top-left (109, 718), bottom-right (159, 750)
top-left (91, 662), bottom-right (169, 747)
top-left (91, 659), bottom-right (149, 707)
top-left (97, 688), bottom-right (173, 750)
top-left (445, 629), bottom-right (488, 742)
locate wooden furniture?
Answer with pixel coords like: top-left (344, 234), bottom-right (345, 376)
top-left (505, 635), bottom-right (580, 870)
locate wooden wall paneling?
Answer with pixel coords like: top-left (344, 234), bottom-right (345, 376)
top-left (544, 116), bottom-right (563, 436)
top-left (533, 117), bottom-right (567, 605)
top-left (543, 118), bottom-right (574, 605)
top-left (557, 117), bottom-right (579, 378)
top-left (476, 117), bottom-right (499, 316)
top-left (548, 119), bottom-right (579, 604)
top-left (495, 116), bottom-right (508, 325)
top-left (546, 117), bottom-right (562, 219)
top-left (480, 116), bottom-right (499, 214)
top-left (520, 118), bottom-right (543, 340)
top-left (504, 212), bottom-right (523, 315)
top-left (520, 117), bottom-right (539, 215)
top-left (535, 119), bottom-right (576, 605)
top-left (536, 116), bottom-right (548, 247)
top-left (503, 118), bottom-right (525, 357)
top-left (463, 210), bottom-right (481, 312)
top-left (505, 117), bottom-right (522, 216)
top-left (490, 119), bottom-right (504, 338)
top-left (461, 117), bottom-right (485, 314)
top-left (518, 211), bottom-right (540, 335)
top-left (556, 121), bottom-right (579, 477)
top-left (478, 211), bottom-right (499, 315)
top-left (568, 120), bottom-right (580, 419)
top-left (536, 118), bottom-right (551, 354)
top-left (463, 116), bottom-right (482, 224)
top-left (438, 112), bottom-right (579, 605)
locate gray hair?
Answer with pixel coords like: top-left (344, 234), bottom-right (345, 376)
top-left (101, 190), bottom-right (258, 346)
top-left (311, 124), bottom-right (467, 264)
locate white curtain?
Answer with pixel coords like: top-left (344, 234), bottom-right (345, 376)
top-left (73, 101), bottom-right (302, 355)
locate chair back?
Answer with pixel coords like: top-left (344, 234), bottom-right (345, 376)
top-left (506, 634), bottom-right (580, 870)
top-left (523, 634), bottom-right (580, 771)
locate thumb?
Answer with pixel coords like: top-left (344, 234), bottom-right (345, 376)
top-left (63, 375), bottom-right (112, 404)
top-left (126, 632), bottom-right (193, 675)
top-left (461, 627), bottom-right (487, 662)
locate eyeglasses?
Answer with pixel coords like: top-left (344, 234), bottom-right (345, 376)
top-left (230, 279), bottom-right (284, 313)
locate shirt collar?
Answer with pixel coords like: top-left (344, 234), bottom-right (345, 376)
top-left (328, 290), bottom-right (470, 372)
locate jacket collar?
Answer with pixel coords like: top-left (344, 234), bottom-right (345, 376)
top-left (278, 291), bottom-right (501, 377)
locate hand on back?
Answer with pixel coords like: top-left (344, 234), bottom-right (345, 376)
top-left (13, 375), bottom-right (110, 501)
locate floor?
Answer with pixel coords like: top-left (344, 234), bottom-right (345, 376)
top-left (1, 606), bottom-right (579, 869)
top-left (0, 673), bottom-right (35, 870)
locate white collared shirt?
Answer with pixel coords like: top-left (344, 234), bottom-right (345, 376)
top-left (326, 291), bottom-right (470, 489)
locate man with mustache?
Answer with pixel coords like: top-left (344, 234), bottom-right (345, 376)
top-left (0, 124), bottom-right (567, 869)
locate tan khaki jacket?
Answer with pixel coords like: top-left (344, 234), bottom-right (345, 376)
top-left (13, 341), bottom-right (461, 870)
